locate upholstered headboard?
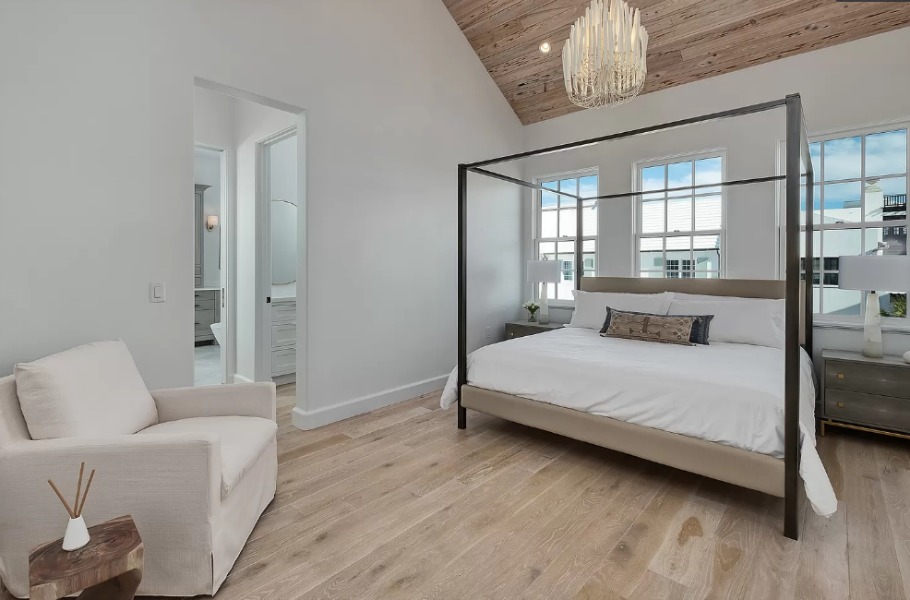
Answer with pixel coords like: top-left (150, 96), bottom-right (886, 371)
top-left (579, 277), bottom-right (805, 345)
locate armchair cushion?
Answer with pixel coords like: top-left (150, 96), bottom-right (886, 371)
top-left (14, 340), bottom-right (158, 440)
top-left (138, 416), bottom-right (277, 498)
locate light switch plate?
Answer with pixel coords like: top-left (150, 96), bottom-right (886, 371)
top-left (149, 282), bottom-right (166, 303)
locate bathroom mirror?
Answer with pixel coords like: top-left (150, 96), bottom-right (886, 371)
top-left (271, 199), bottom-right (297, 285)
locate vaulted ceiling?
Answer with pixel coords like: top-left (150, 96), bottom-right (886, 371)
top-left (443, 0), bottom-right (910, 125)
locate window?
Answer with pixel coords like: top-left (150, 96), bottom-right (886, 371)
top-left (799, 126), bottom-right (908, 320)
top-left (636, 153), bottom-right (724, 278)
top-left (535, 172), bottom-right (598, 301)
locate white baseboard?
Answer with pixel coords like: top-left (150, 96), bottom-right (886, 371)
top-left (231, 373), bottom-right (253, 384)
top-left (292, 374), bottom-right (447, 431)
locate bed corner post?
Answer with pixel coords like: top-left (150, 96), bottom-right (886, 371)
top-left (457, 164), bottom-right (468, 429)
top-left (783, 94), bottom-right (803, 540)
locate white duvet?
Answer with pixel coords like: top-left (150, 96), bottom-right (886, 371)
top-left (441, 328), bottom-right (836, 516)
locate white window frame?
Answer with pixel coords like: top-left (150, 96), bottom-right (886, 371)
top-left (778, 120), bottom-right (910, 329)
top-left (633, 149), bottom-right (727, 279)
top-left (531, 168), bottom-right (599, 306)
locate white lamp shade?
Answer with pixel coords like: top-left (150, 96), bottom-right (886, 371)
top-left (527, 260), bottom-right (561, 284)
top-left (838, 255), bottom-right (910, 292)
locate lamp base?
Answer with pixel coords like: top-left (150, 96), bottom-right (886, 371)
top-left (862, 291), bottom-right (883, 359)
top-left (539, 283), bottom-right (550, 324)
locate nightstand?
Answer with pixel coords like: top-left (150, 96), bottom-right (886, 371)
top-left (504, 321), bottom-right (563, 340)
top-left (821, 349), bottom-right (910, 439)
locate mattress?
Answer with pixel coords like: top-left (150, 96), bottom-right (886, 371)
top-left (440, 327), bottom-right (836, 516)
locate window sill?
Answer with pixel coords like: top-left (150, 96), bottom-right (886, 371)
top-left (814, 319), bottom-right (910, 334)
top-left (544, 303), bottom-right (575, 311)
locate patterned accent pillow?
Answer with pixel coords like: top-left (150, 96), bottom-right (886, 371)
top-left (600, 307), bottom-right (714, 346)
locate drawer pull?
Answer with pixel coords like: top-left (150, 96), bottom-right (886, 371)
top-left (836, 401), bottom-right (845, 408)
top-left (836, 373), bottom-right (845, 380)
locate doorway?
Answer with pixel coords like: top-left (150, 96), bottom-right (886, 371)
top-left (193, 145), bottom-right (227, 385)
top-left (193, 81), bottom-right (303, 388)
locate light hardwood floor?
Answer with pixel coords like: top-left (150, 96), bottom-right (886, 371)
top-left (5, 384), bottom-right (908, 599)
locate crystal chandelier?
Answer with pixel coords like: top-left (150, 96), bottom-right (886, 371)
top-left (562, 0), bottom-right (649, 109)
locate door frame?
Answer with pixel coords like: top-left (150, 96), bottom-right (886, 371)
top-left (255, 126), bottom-right (298, 383)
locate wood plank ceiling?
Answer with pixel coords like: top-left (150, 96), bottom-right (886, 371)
top-left (443, 0), bottom-right (910, 125)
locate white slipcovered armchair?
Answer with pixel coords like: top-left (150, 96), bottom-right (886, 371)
top-left (0, 342), bottom-right (278, 598)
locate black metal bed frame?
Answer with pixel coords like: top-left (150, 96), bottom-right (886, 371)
top-left (457, 94), bottom-right (815, 540)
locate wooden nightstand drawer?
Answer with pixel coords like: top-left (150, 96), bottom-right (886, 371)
top-left (504, 322), bottom-right (562, 340)
top-left (826, 360), bottom-right (910, 400)
top-left (825, 388), bottom-right (910, 434)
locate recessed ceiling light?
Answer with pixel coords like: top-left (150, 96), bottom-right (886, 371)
top-left (539, 41), bottom-right (551, 54)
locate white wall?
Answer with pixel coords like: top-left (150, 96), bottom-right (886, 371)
top-left (0, 1), bottom-right (523, 420)
top-left (521, 27), bottom-right (910, 359)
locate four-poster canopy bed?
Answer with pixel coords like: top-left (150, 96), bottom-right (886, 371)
top-left (452, 94), bottom-right (821, 540)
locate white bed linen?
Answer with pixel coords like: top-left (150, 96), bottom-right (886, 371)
top-left (441, 328), bottom-right (836, 516)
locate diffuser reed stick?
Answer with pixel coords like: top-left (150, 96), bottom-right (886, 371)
top-left (47, 479), bottom-right (75, 519)
top-left (76, 469), bottom-right (95, 517)
top-left (74, 462), bottom-right (84, 516)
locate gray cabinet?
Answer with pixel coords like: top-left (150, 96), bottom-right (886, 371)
top-left (194, 289), bottom-right (220, 344)
top-left (821, 349), bottom-right (910, 438)
top-left (271, 298), bottom-right (296, 379)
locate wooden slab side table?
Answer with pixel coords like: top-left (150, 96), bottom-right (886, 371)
top-left (28, 515), bottom-right (143, 600)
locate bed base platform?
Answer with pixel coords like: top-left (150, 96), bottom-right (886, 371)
top-left (461, 385), bottom-right (785, 498)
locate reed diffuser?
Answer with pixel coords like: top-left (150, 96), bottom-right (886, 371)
top-left (48, 462), bottom-right (96, 551)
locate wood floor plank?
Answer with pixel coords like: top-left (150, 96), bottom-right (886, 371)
top-left (619, 569), bottom-right (689, 600)
top-left (250, 468), bottom-right (535, 600)
top-left (294, 463), bottom-right (567, 600)
top-left (681, 482), bottom-right (777, 599)
top-left (794, 434), bottom-right (849, 600)
top-left (411, 446), bottom-right (622, 599)
top-left (516, 464), bottom-right (670, 599)
top-left (646, 477), bottom-right (727, 590)
top-left (232, 428), bottom-right (508, 577)
top-left (877, 437), bottom-right (910, 599)
top-left (573, 471), bottom-right (697, 598)
top-left (844, 433), bottom-right (906, 600)
top-left (342, 406), bottom-right (434, 438)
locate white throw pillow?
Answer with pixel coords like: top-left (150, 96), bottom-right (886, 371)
top-left (15, 340), bottom-right (158, 440)
top-left (568, 290), bottom-right (675, 330)
top-left (668, 299), bottom-right (785, 348)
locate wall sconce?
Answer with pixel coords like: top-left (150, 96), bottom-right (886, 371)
top-left (205, 215), bottom-right (219, 231)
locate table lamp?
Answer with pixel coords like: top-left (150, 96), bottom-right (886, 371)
top-left (838, 254), bottom-right (910, 358)
top-left (527, 260), bottom-right (561, 324)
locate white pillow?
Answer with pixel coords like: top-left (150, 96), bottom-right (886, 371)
top-left (568, 290), bottom-right (675, 330)
top-left (668, 299), bottom-right (785, 348)
top-left (673, 292), bottom-right (770, 303)
top-left (15, 340), bottom-right (158, 440)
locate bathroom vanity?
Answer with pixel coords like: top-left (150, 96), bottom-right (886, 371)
top-left (194, 288), bottom-right (221, 345)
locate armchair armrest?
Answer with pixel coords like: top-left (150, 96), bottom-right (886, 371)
top-left (0, 432), bottom-right (221, 525)
top-left (151, 382), bottom-right (276, 423)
